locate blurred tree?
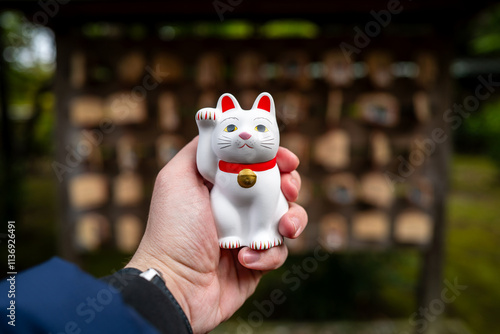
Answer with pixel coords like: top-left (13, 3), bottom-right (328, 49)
top-left (470, 3), bottom-right (500, 55)
top-left (454, 3), bottom-right (500, 173)
top-left (460, 99), bottom-right (500, 171)
top-left (0, 10), bottom-right (55, 156)
top-left (0, 10), bottom-right (57, 268)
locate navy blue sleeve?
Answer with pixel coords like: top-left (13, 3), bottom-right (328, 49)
top-left (101, 268), bottom-right (193, 334)
top-left (0, 257), bottom-right (159, 334)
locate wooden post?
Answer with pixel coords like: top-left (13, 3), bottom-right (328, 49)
top-left (416, 48), bottom-right (453, 334)
top-left (54, 27), bottom-right (78, 263)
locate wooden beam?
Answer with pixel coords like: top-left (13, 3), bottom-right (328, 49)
top-left (1, 0), bottom-right (496, 24)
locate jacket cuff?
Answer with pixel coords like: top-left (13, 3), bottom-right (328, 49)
top-left (101, 268), bottom-right (193, 334)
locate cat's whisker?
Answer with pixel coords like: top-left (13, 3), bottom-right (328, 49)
top-left (261, 145), bottom-right (273, 150)
top-left (219, 145), bottom-right (231, 149)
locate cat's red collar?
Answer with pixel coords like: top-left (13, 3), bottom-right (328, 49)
top-left (219, 157), bottom-right (277, 173)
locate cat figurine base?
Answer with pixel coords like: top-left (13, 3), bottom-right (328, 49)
top-left (196, 92), bottom-right (288, 250)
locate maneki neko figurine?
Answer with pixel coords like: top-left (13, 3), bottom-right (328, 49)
top-left (195, 92), bottom-right (288, 250)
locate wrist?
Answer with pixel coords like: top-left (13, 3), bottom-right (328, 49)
top-left (126, 252), bottom-right (193, 327)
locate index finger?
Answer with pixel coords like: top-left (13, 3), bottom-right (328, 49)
top-left (277, 147), bottom-right (299, 173)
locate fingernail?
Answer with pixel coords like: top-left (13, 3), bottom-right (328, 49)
top-left (243, 252), bottom-right (261, 265)
top-left (291, 216), bottom-right (301, 238)
top-left (290, 175), bottom-right (299, 190)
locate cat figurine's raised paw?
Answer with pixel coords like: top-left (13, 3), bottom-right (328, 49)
top-left (195, 92), bottom-right (288, 250)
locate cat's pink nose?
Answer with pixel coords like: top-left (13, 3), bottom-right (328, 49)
top-left (239, 132), bottom-right (252, 140)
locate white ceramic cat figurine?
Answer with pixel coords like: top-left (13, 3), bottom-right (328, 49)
top-left (195, 92), bottom-right (288, 250)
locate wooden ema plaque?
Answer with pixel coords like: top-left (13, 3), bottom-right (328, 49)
top-left (70, 96), bottom-right (104, 127)
top-left (394, 208), bottom-right (433, 244)
top-left (105, 92), bottom-right (147, 125)
top-left (197, 52), bottom-right (223, 89)
top-left (70, 51), bottom-right (86, 89)
top-left (365, 50), bottom-right (394, 89)
top-left (405, 177), bottom-right (434, 209)
top-left (356, 93), bottom-right (399, 127)
top-left (353, 210), bottom-right (390, 242)
top-left (158, 92), bottom-right (180, 131)
top-left (277, 50), bottom-right (311, 89)
top-left (323, 51), bottom-right (354, 87)
top-left (75, 213), bottom-right (110, 252)
top-left (116, 135), bottom-right (139, 171)
top-left (281, 132), bottom-right (310, 171)
top-left (74, 130), bottom-right (104, 170)
top-left (326, 90), bottom-right (343, 126)
top-left (413, 91), bottom-right (432, 123)
top-left (415, 52), bottom-right (438, 88)
top-left (359, 172), bottom-right (394, 208)
top-left (117, 51), bottom-right (146, 84)
top-left (323, 173), bottom-right (358, 205)
top-left (276, 91), bottom-right (309, 127)
top-left (314, 129), bottom-right (350, 171)
top-left (153, 52), bottom-right (183, 82)
top-left (69, 173), bottom-right (108, 209)
top-left (319, 213), bottom-right (348, 251)
top-left (113, 172), bottom-right (143, 206)
top-left (370, 131), bottom-right (392, 167)
top-left (115, 214), bottom-right (143, 253)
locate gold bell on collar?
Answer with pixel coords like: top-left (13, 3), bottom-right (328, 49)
top-left (238, 169), bottom-right (257, 188)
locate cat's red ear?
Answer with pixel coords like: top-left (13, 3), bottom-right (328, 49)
top-left (252, 93), bottom-right (274, 115)
top-left (221, 95), bottom-right (236, 113)
top-left (217, 93), bottom-right (240, 113)
top-left (256, 95), bottom-right (271, 112)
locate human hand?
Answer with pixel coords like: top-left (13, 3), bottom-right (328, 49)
top-left (126, 136), bottom-right (308, 333)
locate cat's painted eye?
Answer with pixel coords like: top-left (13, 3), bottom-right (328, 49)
top-left (255, 124), bottom-right (268, 132)
top-left (224, 124), bottom-right (237, 132)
